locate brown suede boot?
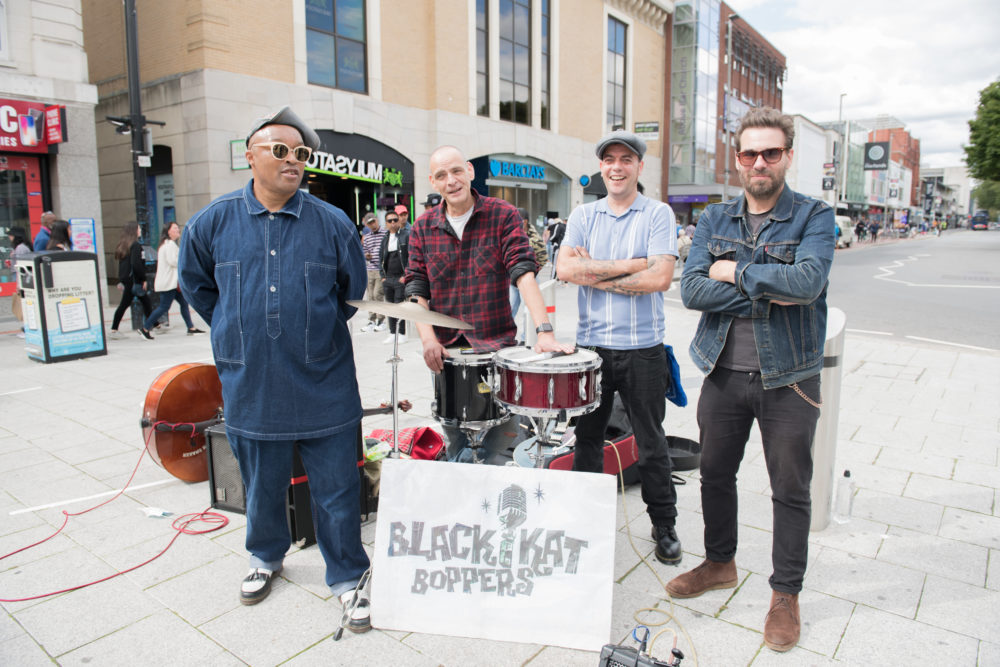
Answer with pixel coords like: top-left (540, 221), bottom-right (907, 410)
top-left (664, 558), bottom-right (738, 598)
top-left (763, 590), bottom-right (800, 652)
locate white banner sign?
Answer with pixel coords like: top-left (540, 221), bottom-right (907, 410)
top-left (371, 458), bottom-right (617, 651)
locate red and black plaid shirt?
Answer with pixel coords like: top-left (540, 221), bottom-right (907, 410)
top-left (404, 191), bottom-right (537, 350)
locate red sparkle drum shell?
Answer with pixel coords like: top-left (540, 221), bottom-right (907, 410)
top-left (432, 348), bottom-right (508, 429)
top-left (493, 347), bottom-right (602, 417)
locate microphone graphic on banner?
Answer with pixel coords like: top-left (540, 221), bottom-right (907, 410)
top-left (497, 484), bottom-right (527, 568)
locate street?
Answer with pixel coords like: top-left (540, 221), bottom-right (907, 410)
top-left (827, 230), bottom-right (1000, 351)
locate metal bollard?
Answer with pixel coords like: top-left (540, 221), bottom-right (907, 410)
top-left (810, 307), bottom-right (846, 532)
top-left (524, 278), bottom-right (558, 348)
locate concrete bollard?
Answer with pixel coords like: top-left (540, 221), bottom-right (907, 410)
top-left (810, 307), bottom-right (847, 531)
top-left (524, 278), bottom-right (558, 347)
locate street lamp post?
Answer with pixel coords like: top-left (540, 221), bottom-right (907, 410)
top-left (837, 93), bottom-right (847, 212)
top-left (722, 13), bottom-right (740, 203)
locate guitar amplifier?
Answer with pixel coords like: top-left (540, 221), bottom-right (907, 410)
top-left (204, 424), bottom-right (316, 547)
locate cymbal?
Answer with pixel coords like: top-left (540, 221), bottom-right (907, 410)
top-left (348, 300), bottom-right (473, 330)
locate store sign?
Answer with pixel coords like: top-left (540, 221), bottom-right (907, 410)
top-left (634, 121), bottom-right (659, 142)
top-left (822, 177), bottom-right (835, 191)
top-left (0, 99), bottom-right (51, 154)
top-left (307, 150), bottom-right (403, 186)
top-left (863, 142), bottom-right (889, 171)
top-left (489, 159), bottom-right (546, 181)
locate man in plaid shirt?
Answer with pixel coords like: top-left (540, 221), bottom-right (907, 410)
top-left (405, 145), bottom-right (572, 461)
top-left (359, 213), bottom-right (386, 332)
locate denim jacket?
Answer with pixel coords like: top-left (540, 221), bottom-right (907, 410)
top-left (179, 181), bottom-right (366, 439)
top-left (680, 184), bottom-right (834, 389)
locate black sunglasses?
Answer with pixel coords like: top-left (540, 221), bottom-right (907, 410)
top-left (736, 147), bottom-right (787, 166)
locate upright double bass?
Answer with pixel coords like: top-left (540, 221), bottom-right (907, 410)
top-left (140, 363), bottom-right (224, 482)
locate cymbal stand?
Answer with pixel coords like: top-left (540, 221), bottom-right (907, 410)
top-left (386, 329), bottom-right (403, 457)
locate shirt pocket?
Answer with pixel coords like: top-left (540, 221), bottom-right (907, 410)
top-left (428, 254), bottom-right (454, 283)
top-left (304, 262), bottom-right (339, 363)
top-left (708, 238), bottom-right (741, 261)
top-left (213, 262), bottom-right (245, 365)
top-left (473, 245), bottom-right (501, 275)
top-left (763, 241), bottom-right (798, 264)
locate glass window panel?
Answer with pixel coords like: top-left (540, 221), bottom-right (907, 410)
top-left (615, 86), bottom-right (624, 118)
top-left (336, 38), bottom-right (366, 92)
top-left (697, 47), bottom-right (710, 73)
top-left (306, 30), bottom-right (336, 87)
top-left (514, 44), bottom-right (530, 84)
top-left (306, 0), bottom-right (334, 33)
top-left (541, 55), bottom-right (549, 90)
top-left (514, 1), bottom-right (530, 45)
top-left (335, 0), bottom-right (364, 40)
top-left (499, 80), bottom-right (514, 120)
top-left (515, 84), bottom-right (529, 124)
top-left (542, 16), bottom-right (549, 50)
top-left (499, 0), bottom-right (513, 39)
top-left (477, 0), bottom-right (487, 31)
top-left (674, 23), bottom-right (695, 47)
top-left (477, 75), bottom-right (488, 116)
top-left (615, 53), bottom-right (625, 82)
top-left (500, 39), bottom-right (513, 79)
top-left (697, 24), bottom-right (711, 50)
top-left (477, 36), bottom-right (487, 73)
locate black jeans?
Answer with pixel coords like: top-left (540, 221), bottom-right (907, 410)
top-left (697, 367), bottom-right (821, 594)
top-left (111, 280), bottom-right (152, 330)
top-left (572, 345), bottom-right (677, 526)
top-left (383, 275), bottom-right (405, 334)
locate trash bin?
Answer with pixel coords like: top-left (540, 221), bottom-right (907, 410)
top-left (18, 251), bottom-right (107, 363)
top-left (809, 307), bottom-right (846, 531)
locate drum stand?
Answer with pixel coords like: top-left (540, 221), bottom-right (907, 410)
top-left (387, 330), bottom-right (403, 457)
top-left (514, 411), bottom-right (567, 468)
top-left (461, 426), bottom-right (489, 464)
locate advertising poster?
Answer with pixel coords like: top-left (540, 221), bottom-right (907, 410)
top-left (69, 218), bottom-right (97, 252)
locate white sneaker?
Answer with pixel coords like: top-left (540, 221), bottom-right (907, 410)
top-left (108, 329), bottom-right (123, 340)
top-left (382, 334), bottom-right (395, 344)
top-left (338, 579), bottom-right (371, 634)
top-left (373, 321), bottom-right (387, 332)
top-left (360, 322), bottom-right (376, 333)
top-left (397, 333), bottom-right (408, 343)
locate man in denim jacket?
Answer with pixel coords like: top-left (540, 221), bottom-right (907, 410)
top-left (179, 107), bottom-right (372, 634)
top-left (668, 108), bottom-right (834, 653)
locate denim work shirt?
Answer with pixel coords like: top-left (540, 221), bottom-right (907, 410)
top-left (680, 184), bottom-right (834, 389)
top-left (178, 180), bottom-right (367, 439)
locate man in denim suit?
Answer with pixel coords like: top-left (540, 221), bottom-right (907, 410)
top-left (179, 107), bottom-right (372, 634)
top-left (670, 107), bottom-right (834, 653)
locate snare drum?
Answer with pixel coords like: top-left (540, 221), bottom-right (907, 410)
top-left (432, 349), bottom-right (508, 429)
top-left (493, 347), bottom-right (602, 418)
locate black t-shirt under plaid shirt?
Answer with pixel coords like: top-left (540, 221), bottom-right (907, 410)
top-left (404, 191), bottom-right (538, 350)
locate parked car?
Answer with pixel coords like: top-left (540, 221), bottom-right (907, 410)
top-left (834, 215), bottom-right (855, 248)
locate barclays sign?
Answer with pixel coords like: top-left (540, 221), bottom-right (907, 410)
top-left (489, 159), bottom-right (546, 181)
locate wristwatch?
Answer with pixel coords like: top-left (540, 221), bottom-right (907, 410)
top-left (535, 323), bottom-right (554, 334)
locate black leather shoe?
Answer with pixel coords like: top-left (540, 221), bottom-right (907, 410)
top-left (652, 524), bottom-right (682, 564)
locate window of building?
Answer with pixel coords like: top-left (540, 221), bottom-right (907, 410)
top-left (477, 0), bottom-right (489, 116)
top-left (0, 0), bottom-right (9, 62)
top-left (499, 0), bottom-right (531, 124)
top-left (306, 0), bottom-right (367, 93)
top-left (607, 16), bottom-right (626, 130)
top-left (540, 0), bottom-right (550, 129)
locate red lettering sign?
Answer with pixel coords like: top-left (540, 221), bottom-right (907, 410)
top-left (45, 105), bottom-right (67, 144)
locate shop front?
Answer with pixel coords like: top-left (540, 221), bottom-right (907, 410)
top-left (0, 98), bottom-right (68, 297)
top-left (304, 131), bottom-right (414, 228)
top-left (667, 194), bottom-right (720, 227)
top-left (469, 154), bottom-right (570, 227)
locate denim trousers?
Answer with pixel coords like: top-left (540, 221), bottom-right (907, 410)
top-left (697, 367), bottom-right (821, 594)
top-left (572, 345), bottom-right (677, 526)
top-left (144, 289), bottom-right (195, 331)
top-left (227, 427), bottom-right (370, 596)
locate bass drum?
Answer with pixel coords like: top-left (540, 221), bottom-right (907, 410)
top-left (141, 363), bottom-right (223, 482)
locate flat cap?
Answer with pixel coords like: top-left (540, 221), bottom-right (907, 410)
top-left (595, 130), bottom-right (646, 160)
top-left (246, 106), bottom-right (321, 151)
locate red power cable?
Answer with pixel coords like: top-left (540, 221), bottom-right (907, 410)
top-left (0, 420), bottom-right (229, 603)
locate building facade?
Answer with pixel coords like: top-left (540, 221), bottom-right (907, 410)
top-left (81, 0), bottom-right (674, 282)
top-left (0, 0), bottom-right (101, 301)
top-left (666, 0), bottom-right (784, 226)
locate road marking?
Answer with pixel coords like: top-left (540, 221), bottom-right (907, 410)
top-left (874, 256), bottom-right (1000, 288)
top-left (8, 478), bottom-right (178, 515)
top-left (0, 386), bottom-right (43, 396)
top-left (904, 336), bottom-right (998, 352)
top-left (846, 328), bottom-right (893, 336)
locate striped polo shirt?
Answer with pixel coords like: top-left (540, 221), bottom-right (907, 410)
top-left (563, 193), bottom-right (677, 349)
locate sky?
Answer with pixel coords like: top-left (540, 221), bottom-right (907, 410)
top-left (728, 0), bottom-right (1000, 169)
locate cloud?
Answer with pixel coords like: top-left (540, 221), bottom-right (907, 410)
top-left (730, 0), bottom-right (1000, 167)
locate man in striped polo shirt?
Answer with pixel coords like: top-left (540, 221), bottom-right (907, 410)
top-left (556, 130), bottom-right (682, 565)
top-left (359, 213), bottom-right (387, 332)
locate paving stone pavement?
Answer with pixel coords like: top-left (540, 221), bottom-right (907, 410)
top-left (1, 276), bottom-right (998, 666)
